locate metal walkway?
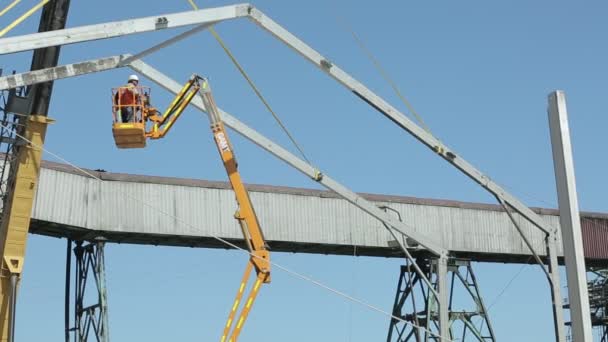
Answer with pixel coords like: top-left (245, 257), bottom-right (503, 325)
top-left (28, 159), bottom-right (608, 265)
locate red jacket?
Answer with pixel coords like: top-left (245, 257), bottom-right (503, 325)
top-left (117, 84), bottom-right (139, 106)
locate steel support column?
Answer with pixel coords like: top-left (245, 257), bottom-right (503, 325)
top-left (65, 239), bottom-right (72, 342)
top-left (387, 258), bottom-right (495, 342)
top-left (0, 5), bottom-right (249, 55)
top-left (585, 268), bottom-right (608, 340)
top-left (0, 7), bottom-right (575, 337)
top-left (547, 235), bottom-right (567, 342)
top-left (68, 241), bottom-right (110, 342)
top-left (548, 91), bottom-right (592, 341)
top-left (0, 114), bottom-right (53, 341)
top-left (437, 257), bottom-right (449, 340)
top-left (0, 1), bottom-right (68, 340)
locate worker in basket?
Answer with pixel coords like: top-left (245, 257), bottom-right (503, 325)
top-left (114, 74), bottom-right (144, 123)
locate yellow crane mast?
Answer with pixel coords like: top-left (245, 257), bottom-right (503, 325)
top-left (112, 75), bottom-right (271, 342)
top-left (0, 115), bottom-right (53, 341)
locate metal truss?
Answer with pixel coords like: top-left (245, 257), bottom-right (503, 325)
top-left (567, 268), bottom-right (608, 341)
top-left (0, 4), bottom-right (250, 55)
top-left (0, 4), bottom-right (570, 339)
top-left (67, 241), bottom-right (110, 342)
top-left (0, 69), bottom-right (28, 217)
top-left (0, 69), bottom-right (31, 211)
top-left (387, 258), bottom-right (495, 342)
top-left (0, 3), bottom-right (558, 236)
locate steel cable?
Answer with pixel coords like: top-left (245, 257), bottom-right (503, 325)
top-left (0, 121), bottom-right (454, 341)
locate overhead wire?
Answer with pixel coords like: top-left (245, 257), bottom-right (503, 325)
top-left (0, 0), bottom-right (49, 37)
top-left (330, 8), bottom-right (577, 218)
top-left (486, 256), bottom-right (533, 312)
top-left (0, 121), bottom-right (454, 342)
top-left (332, 13), bottom-right (432, 135)
top-left (244, 5), bottom-right (604, 334)
top-left (0, 0), bottom-right (22, 17)
top-left (187, 0), bottom-right (314, 167)
top-left (329, 5), bottom-right (604, 232)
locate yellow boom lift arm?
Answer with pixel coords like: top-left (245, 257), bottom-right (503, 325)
top-left (112, 75), bottom-right (270, 342)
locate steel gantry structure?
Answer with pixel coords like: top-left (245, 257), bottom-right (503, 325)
top-left (0, 1), bottom-right (70, 340)
top-left (0, 3), bottom-right (588, 340)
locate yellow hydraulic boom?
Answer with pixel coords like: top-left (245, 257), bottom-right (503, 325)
top-left (112, 75), bottom-right (271, 342)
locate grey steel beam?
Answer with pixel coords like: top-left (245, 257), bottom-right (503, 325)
top-left (0, 3), bottom-right (561, 238)
top-left (0, 55), bottom-right (129, 91)
top-left (0, 3), bottom-right (557, 237)
top-left (497, 196), bottom-right (551, 280)
top-left (547, 235), bottom-right (567, 342)
top-left (118, 23), bottom-right (213, 66)
top-left (128, 59), bottom-right (447, 257)
top-left (548, 91), bottom-right (592, 341)
top-left (0, 7), bottom-right (568, 338)
top-left (0, 4), bottom-right (250, 55)
top-left (247, 8), bottom-right (554, 236)
top-left (97, 242), bottom-right (110, 342)
top-left (437, 256), bottom-right (449, 340)
top-left (245, 9), bottom-right (567, 339)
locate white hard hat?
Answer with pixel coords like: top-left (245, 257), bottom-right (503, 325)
top-left (128, 74), bottom-right (139, 82)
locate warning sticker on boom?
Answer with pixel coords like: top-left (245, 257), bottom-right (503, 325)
top-left (215, 132), bottom-right (230, 152)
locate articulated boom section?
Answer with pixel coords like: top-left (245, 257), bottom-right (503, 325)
top-left (112, 75), bottom-right (270, 342)
top-left (146, 75), bottom-right (201, 139)
top-left (198, 79), bottom-right (271, 342)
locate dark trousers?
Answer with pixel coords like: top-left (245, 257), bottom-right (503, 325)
top-left (121, 107), bottom-right (134, 123)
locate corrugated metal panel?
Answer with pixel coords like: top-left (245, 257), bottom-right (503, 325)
top-left (30, 166), bottom-right (606, 261)
top-left (33, 169), bottom-right (89, 228)
top-left (582, 218), bottom-right (608, 259)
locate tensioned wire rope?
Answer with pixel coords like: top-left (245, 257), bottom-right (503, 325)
top-left (1, 121), bottom-right (455, 341)
top-left (180, 3), bottom-right (451, 337)
top-left (331, 12), bottom-right (433, 136)
top-left (332, 10), bottom-right (598, 326)
top-left (186, 0), bottom-right (315, 169)
top-left (335, 9), bottom-right (580, 224)
top-left (333, 8), bottom-right (607, 336)
top-left (330, 6), bottom-right (533, 321)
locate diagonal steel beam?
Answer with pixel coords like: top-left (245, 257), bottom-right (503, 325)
top-left (0, 1), bottom-right (560, 258)
top-left (128, 59), bottom-right (447, 257)
top-left (0, 4), bottom-right (250, 55)
top-left (0, 6), bottom-right (568, 339)
top-left (247, 8), bottom-right (555, 236)
top-left (0, 3), bottom-right (564, 237)
top-left (0, 55), bottom-right (446, 255)
top-left (118, 23), bottom-right (213, 66)
top-left (0, 5), bottom-right (568, 338)
top-left (244, 10), bottom-right (564, 339)
top-left (0, 55), bottom-right (129, 90)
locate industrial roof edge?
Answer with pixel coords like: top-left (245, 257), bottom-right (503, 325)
top-left (39, 158), bottom-right (608, 220)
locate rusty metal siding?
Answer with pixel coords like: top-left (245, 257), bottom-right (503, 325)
top-left (582, 218), bottom-right (608, 260)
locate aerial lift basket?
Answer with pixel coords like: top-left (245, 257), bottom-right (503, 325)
top-left (111, 86), bottom-right (151, 148)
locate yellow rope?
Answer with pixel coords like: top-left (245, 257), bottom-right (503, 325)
top-left (0, 0), bottom-right (49, 37)
top-left (335, 15), bottom-right (433, 135)
top-left (0, 0), bottom-right (22, 17)
top-left (188, 0), bottom-right (313, 165)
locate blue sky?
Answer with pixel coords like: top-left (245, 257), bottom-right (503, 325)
top-left (2, 0), bottom-right (608, 341)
